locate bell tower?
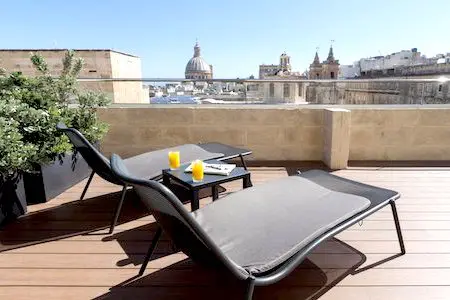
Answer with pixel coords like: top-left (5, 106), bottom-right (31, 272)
top-left (279, 52), bottom-right (291, 72)
top-left (323, 41), bottom-right (340, 79)
top-left (309, 48), bottom-right (323, 79)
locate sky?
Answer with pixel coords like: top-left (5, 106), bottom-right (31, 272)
top-left (1, 0), bottom-right (449, 78)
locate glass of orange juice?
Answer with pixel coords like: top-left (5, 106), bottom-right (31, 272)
top-left (192, 160), bottom-right (204, 182)
top-left (168, 151), bottom-right (180, 170)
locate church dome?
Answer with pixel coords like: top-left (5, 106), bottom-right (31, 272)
top-left (185, 42), bottom-right (213, 79)
top-left (185, 57), bottom-right (211, 73)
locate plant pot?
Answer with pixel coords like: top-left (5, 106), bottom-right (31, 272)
top-left (0, 175), bottom-right (27, 226)
top-left (23, 151), bottom-right (91, 204)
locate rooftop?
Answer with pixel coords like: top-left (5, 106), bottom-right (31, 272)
top-left (0, 166), bottom-right (448, 299)
top-left (0, 48), bottom-right (140, 58)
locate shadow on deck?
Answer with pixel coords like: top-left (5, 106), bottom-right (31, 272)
top-left (95, 238), bottom-right (365, 300)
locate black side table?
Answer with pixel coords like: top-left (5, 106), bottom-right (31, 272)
top-left (162, 160), bottom-right (252, 211)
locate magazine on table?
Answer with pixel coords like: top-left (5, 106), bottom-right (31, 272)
top-left (185, 162), bottom-right (236, 176)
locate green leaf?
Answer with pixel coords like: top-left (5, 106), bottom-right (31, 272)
top-left (0, 50), bottom-right (110, 176)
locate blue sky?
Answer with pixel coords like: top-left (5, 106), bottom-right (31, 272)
top-left (1, 0), bottom-right (449, 78)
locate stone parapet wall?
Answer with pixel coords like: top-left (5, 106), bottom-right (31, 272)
top-left (350, 107), bottom-right (450, 161)
top-left (98, 105), bottom-right (450, 169)
top-left (98, 106), bottom-right (323, 161)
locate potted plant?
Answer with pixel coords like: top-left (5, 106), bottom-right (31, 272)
top-left (0, 50), bottom-right (110, 208)
top-left (0, 113), bottom-right (37, 225)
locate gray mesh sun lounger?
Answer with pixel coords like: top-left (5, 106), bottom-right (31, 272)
top-left (110, 153), bottom-right (405, 300)
top-left (57, 123), bottom-right (251, 233)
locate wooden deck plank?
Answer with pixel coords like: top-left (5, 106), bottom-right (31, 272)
top-left (1, 286), bottom-right (450, 300)
top-left (4, 267), bottom-right (450, 287)
top-left (1, 253), bottom-right (450, 269)
top-left (1, 166), bottom-right (450, 299)
top-left (5, 239), bottom-right (448, 254)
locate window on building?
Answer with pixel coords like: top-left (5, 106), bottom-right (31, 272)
top-left (298, 83), bottom-right (302, 96)
top-left (316, 73), bottom-right (320, 78)
top-left (438, 84), bottom-right (443, 92)
top-left (331, 72), bottom-right (335, 79)
top-left (88, 70), bottom-right (97, 73)
top-left (269, 83), bottom-right (274, 97)
top-left (283, 83), bottom-right (290, 98)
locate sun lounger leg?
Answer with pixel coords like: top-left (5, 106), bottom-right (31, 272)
top-left (80, 170), bottom-right (95, 201)
top-left (239, 154), bottom-right (252, 187)
top-left (139, 227), bottom-right (162, 276)
top-left (390, 200), bottom-right (406, 254)
top-left (109, 185), bottom-right (127, 234)
top-left (245, 279), bottom-right (255, 300)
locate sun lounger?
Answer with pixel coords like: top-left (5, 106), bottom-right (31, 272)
top-left (110, 153), bottom-right (405, 299)
top-left (57, 123), bottom-right (251, 233)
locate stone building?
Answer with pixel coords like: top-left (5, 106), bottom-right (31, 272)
top-left (259, 52), bottom-right (292, 79)
top-left (339, 63), bottom-right (361, 79)
top-left (258, 63), bottom-right (278, 79)
top-left (306, 80), bottom-right (450, 104)
top-left (309, 46), bottom-right (340, 79)
top-left (258, 52), bottom-right (307, 103)
top-left (185, 42), bottom-right (213, 80)
top-left (359, 48), bottom-right (424, 76)
top-left (0, 49), bottom-right (147, 103)
top-left (339, 48), bottom-right (450, 79)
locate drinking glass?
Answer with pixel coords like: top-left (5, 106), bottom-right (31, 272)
top-left (168, 151), bottom-right (180, 170)
top-left (192, 160), bottom-right (204, 182)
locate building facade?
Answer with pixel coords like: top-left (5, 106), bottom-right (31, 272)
top-left (359, 48), bottom-right (424, 74)
top-left (259, 52), bottom-right (293, 79)
top-left (0, 49), bottom-right (147, 103)
top-left (308, 46), bottom-right (340, 79)
top-left (357, 49), bottom-right (450, 78)
top-left (185, 42), bottom-right (213, 80)
top-left (258, 52), bottom-right (307, 103)
top-left (339, 63), bottom-right (361, 79)
top-left (339, 48), bottom-right (450, 79)
top-left (306, 80), bottom-right (450, 104)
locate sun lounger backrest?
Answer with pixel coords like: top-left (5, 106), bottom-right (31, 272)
top-left (57, 123), bottom-right (121, 185)
top-left (110, 153), bottom-right (249, 278)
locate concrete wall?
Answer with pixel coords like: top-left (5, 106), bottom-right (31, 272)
top-left (98, 106), bottom-right (324, 161)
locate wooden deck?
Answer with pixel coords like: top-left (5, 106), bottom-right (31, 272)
top-left (1, 166), bottom-right (450, 299)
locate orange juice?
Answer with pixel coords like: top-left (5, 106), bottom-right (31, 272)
top-left (168, 151), bottom-right (180, 170)
top-left (192, 160), bottom-right (204, 182)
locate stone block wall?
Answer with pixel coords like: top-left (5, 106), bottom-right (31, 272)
top-left (98, 105), bottom-right (450, 168)
top-left (350, 108), bottom-right (450, 161)
top-left (98, 106), bottom-right (324, 161)
top-left (306, 81), bottom-right (450, 105)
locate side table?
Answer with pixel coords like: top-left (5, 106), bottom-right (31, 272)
top-left (162, 160), bottom-right (252, 211)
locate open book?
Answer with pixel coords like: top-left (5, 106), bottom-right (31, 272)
top-left (185, 162), bottom-right (236, 176)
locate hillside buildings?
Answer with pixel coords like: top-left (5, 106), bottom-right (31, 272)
top-left (339, 48), bottom-right (450, 79)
